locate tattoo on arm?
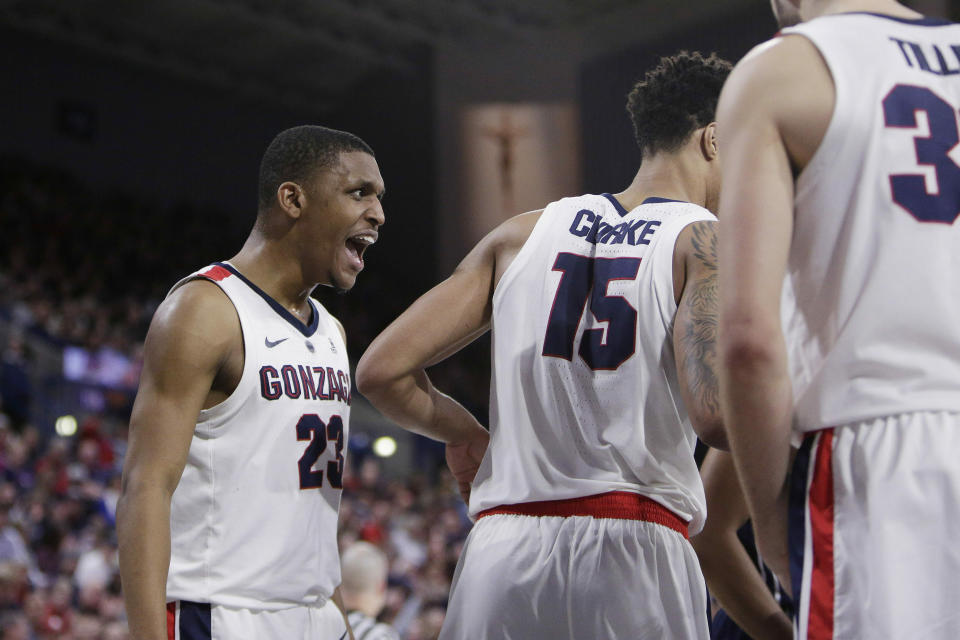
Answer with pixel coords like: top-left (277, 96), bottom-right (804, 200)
top-left (680, 221), bottom-right (720, 418)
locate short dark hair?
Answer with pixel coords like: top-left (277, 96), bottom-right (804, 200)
top-left (626, 51), bottom-right (732, 161)
top-left (257, 125), bottom-right (374, 211)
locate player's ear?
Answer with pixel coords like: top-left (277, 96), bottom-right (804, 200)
top-left (700, 123), bottom-right (719, 161)
top-left (277, 181), bottom-right (305, 220)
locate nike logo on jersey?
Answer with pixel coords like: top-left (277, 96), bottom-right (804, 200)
top-left (265, 337), bottom-right (288, 348)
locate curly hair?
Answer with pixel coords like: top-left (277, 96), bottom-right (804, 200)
top-left (626, 51), bottom-right (732, 161)
top-left (257, 125), bottom-right (374, 212)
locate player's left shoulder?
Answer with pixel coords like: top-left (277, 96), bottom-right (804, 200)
top-left (718, 33), bottom-right (833, 160)
top-left (718, 34), bottom-right (828, 114)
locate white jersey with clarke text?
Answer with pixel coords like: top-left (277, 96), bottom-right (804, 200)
top-left (469, 194), bottom-right (715, 534)
top-left (166, 262), bottom-right (351, 609)
top-left (781, 14), bottom-right (960, 433)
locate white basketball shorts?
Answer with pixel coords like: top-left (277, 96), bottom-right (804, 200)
top-left (790, 411), bottom-right (960, 639)
top-left (166, 598), bottom-right (347, 640)
top-left (439, 491), bottom-right (710, 640)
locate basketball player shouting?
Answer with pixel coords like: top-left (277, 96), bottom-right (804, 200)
top-left (118, 126), bottom-right (385, 639)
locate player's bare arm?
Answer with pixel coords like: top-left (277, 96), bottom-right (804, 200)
top-left (117, 280), bottom-right (241, 640)
top-left (716, 35), bottom-right (833, 582)
top-left (357, 211), bottom-right (540, 500)
top-left (691, 449), bottom-right (793, 640)
top-left (673, 220), bottom-right (727, 450)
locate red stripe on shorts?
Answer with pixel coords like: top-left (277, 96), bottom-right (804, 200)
top-left (477, 490), bottom-right (689, 538)
top-left (166, 601), bottom-right (176, 640)
top-left (808, 429), bottom-right (835, 639)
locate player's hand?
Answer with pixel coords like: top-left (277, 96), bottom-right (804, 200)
top-left (445, 429), bottom-right (489, 504)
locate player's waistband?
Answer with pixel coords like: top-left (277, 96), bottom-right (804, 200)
top-left (476, 491), bottom-right (689, 538)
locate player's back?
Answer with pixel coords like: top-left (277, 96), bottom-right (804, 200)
top-left (468, 193), bottom-right (715, 533)
top-left (782, 14), bottom-right (960, 432)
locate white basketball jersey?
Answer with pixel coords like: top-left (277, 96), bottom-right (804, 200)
top-left (166, 262), bottom-right (351, 609)
top-left (469, 194), bottom-right (715, 534)
top-left (781, 14), bottom-right (960, 433)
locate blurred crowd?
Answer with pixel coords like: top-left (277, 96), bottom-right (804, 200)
top-left (0, 158), bottom-right (490, 638)
top-left (0, 414), bottom-right (471, 639)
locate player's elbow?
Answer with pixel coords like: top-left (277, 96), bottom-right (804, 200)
top-left (691, 414), bottom-right (728, 451)
top-left (355, 350), bottom-right (394, 401)
top-left (718, 318), bottom-right (781, 376)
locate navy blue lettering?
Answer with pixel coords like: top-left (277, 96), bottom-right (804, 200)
top-left (910, 42), bottom-right (934, 72)
top-left (638, 220), bottom-right (661, 244)
top-left (338, 371), bottom-right (352, 405)
top-left (578, 258), bottom-right (642, 370)
top-left (596, 222), bottom-right (618, 244)
top-left (259, 366), bottom-right (281, 400)
top-left (327, 367), bottom-right (342, 402)
top-left (890, 37), bottom-right (914, 66)
top-left (313, 367), bottom-right (329, 400)
top-left (296, 413), bottom-right (326, 489)
top-left (569, 209), bottom-right (596, 237)
top-left (325, 416), bottom-right (345, 488)
top-left (583, 216), bottom-right (602, 244)
top-left (570, 214), bottom-right (661, 246)
top-left (607, 222), bottom-right (627, 245)
top-left (281, 365), bottom-right (302, 399)
top-left (889, 38), bottom-right (960, 76)
top-left (259, 364), bottom-right (352, 403)
top-left (883, 84), bottom-right (960, 223)
top-left (624, 220), bottom-right (646, 245)
top-left (542, 253), bottom-right (642, 370)
top-left (299, 365), bottom-right (319, 400)
top-left (932, 45), bottom-right (960, 75)
top-left (543, 253), bottom-right (592, 360)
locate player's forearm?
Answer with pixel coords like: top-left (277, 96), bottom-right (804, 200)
top-left (693, 531), bottom-right (792, 640)
top-left (719, 336), bottom-right (793, 582)
top-left (361, 369), bottom-right (486, 444)
top-left (117, 483), bottom-right (174, 640)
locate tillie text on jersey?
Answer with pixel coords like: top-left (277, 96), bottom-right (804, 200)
top-left (890, 37), bottom-right (960, 75)
top-left (259, 364), bottom-right (351, 404)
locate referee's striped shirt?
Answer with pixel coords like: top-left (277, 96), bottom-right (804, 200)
top-left (347, 611), bottom-right (401, 640)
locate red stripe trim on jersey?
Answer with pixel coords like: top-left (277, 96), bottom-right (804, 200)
top-left (477, 490), bottom-right (689, 538)
top-left (807, 429), bottom-right (836, 639)
top-left (166, 602), bottom-right (176, 640)
top-left (199, 265), bottom-right (232, 282)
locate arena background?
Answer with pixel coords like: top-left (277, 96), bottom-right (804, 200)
top-left (0, 1), bottom-right (953, 638)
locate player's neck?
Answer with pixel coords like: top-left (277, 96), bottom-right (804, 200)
top-left (803, 0), bottom-right (920, 21)
top-left (616, 151), bottom-right (708, 210)
top-left (228, 236), bottom-right (315, 319)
